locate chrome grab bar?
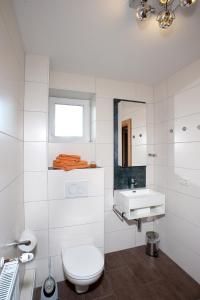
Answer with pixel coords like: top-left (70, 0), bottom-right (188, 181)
top-left (6, 240), bottom-right (31, 247)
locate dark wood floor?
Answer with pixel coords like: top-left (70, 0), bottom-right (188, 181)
top-left (33, 246), bottom-right (200, 300)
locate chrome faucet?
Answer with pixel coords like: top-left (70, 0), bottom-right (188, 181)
top-left (128, 177), bottom-right (137, 189)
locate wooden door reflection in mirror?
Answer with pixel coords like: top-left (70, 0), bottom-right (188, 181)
top-left (122, 118), bottom-right (132, 167)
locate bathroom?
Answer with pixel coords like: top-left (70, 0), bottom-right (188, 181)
top-left (0, 0), bottom-right (200, 299)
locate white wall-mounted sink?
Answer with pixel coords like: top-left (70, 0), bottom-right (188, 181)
top-left (114, 188), bottom-right (165, 220)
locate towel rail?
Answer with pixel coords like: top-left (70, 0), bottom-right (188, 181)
top-left (113, 205), bottom-right (125, 222)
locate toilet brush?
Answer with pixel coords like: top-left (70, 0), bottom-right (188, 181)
top-left (41, 257), bottom-right (58, 300)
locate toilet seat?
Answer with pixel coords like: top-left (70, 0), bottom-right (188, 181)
top-left (62, 245), bottom-right (104, 280)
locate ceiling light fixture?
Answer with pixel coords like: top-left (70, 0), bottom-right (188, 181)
top-left (129, 0), bottom-right (197, 29)
top-left (136, 0), bottom-right (154, 21)
top-left (157, 1), bottom-right (175, 28)
top-left (180, 0), bottom-right (196, 7)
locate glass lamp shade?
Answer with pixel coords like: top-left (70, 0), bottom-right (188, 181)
top-left (159, 0), bottom-right (172, 5)
top-left (157, 10), bottom-right (175, 29)
top-left (180, 0), bottom-right (196, 6)
top-left (136, 2), bottom-right (152, 21)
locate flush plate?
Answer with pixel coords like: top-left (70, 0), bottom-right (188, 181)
top-left (65, 181), bottom-right (88, 198)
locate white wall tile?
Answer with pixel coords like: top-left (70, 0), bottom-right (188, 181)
top-left (174, 114), bottom-right (200, 143)
top-left (104, 189), bottom-right (114, 211)
top-left (105, 211), bottom-right (135, 233)
top-left (26, 258), bottom-right (48, 287)
top-left (24, 172), bottom-right (47, 202)
top-left (167, 59), bottom-right (200, 97)
top-left (24, 112), bottom-right (47, 142)
top-left (49, 196), bottom-right (104, 228)
top-left (0, 133), bottom-right (21, 191)
top-left (25, 201), bottom-right (48, 230)
top-left (25, 55), bottom-right (49, 84)
top-left (167, 190), bottom-right (200, 227)
top-left (154, 165), bottom-right (168, 189)
top-left (161, 212), bottom-right (200, 257)
top-left (0, 177), bottom-right (24, 256)
top-left (105, 228), bottom-right (136, 253)
top-left (104, 167), bottom-right (113, 189)
top-left (96, 143), bottom-right (113, 167)
top-left (96, 121), bottom-right (113, 144)
top-left (146, 103), bottom-right (154, 124)
top-left (51, 255), bottom-right (65, 283)
top-left (96, 98), bottom-right (113, 121)
top-left (24, 142), bottom-right (47, 171)
top-left (49, 222), bottom-right (104, 256)
top-left (153, 144), bottom-right (168, 166)
top-left (168, 142), bottom-right (200, 169)
top-left (154, 81), bottom-right (168, 102)
top-left (173, 85), bottom-right (200, 119)
top-left (24, 82), bottom-right (48, 112)
top-left (33, 230), bottom-right (48, 259)
top-left (146, 165), bottom-right (154, 187)
top-left (0, 81), bottom-right (21, 138)
top-left (48, 168), bottom-right (104, 200)
top-left (167, 166), bottom-right (200, 198)
top-left (136, 83), bottom-right (154, 103)
top-left (154, 100), bottom-right (168, 124)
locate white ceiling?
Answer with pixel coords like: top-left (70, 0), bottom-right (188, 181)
top-left (13, 0), bottom-right (200, 85)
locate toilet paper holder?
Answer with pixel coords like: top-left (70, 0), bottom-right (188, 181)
top-left (6, 240), bottom-right (31, 247)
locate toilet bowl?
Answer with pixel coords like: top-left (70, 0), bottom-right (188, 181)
top-left (62, 245), bottom-right (104, 294)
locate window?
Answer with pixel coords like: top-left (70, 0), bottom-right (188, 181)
top-left (49, 97), bottom-right (90, 142)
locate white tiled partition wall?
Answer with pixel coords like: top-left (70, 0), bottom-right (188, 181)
top-left (23, 54), bottom-right (49, 286)
top-left (0, 0), bottom-right (25, 265)
top-left (48, 168), bottom-right (104, 282)
top-left (153, 59), bottom-right (200, 283)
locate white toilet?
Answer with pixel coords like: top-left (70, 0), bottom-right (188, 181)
top-left (62, 244), bottom-right (104, 294)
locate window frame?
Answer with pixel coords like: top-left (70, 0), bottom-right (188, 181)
top-left (49, 97), bottom-right (90, 143)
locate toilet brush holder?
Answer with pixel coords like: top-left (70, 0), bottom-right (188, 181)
top-left (41, 257), bottom-right (58, 300)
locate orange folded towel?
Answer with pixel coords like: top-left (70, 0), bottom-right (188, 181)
top-left (63, 164), bottom-right (89, 171)
top-left (57, 154), bottom-right (80, 161)
top-left (52, 154), bottom-right (89, 171)
top-left (53, 160), bottom-right (88, 167)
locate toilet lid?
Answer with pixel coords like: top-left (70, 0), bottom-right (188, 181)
top-left (62, 245), bottom-right (104, 280)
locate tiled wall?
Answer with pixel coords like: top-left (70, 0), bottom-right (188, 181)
top-left (23, 55), bottom-right (49, 287)
top-left (24, 60), bottom-right (155, 287)
top-left (0, 0), bottom-right (24, 272)
top-left (153, 59), bottom-right (200, 283)
top-left (47, 168), bottom-right (104, 283)
top-left (50, 72), bottom-right (155, 254)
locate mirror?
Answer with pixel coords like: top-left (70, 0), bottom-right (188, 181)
top-left (117, 100), bottom-right (147, 167)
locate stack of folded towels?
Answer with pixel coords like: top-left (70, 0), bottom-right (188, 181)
top-left (53, 154), bottom-right (89, 171)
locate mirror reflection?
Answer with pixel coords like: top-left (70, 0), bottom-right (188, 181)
top-left (118, 100), bottom-right (147, 167)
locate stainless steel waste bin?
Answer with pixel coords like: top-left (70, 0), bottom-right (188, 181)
top-left (146, 231), bottom-right (160, 257)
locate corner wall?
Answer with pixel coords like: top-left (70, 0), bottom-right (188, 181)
top-left (154, 59), bottom-right (200, 283)
top-left (0, 0), bottom-right (24, 263)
